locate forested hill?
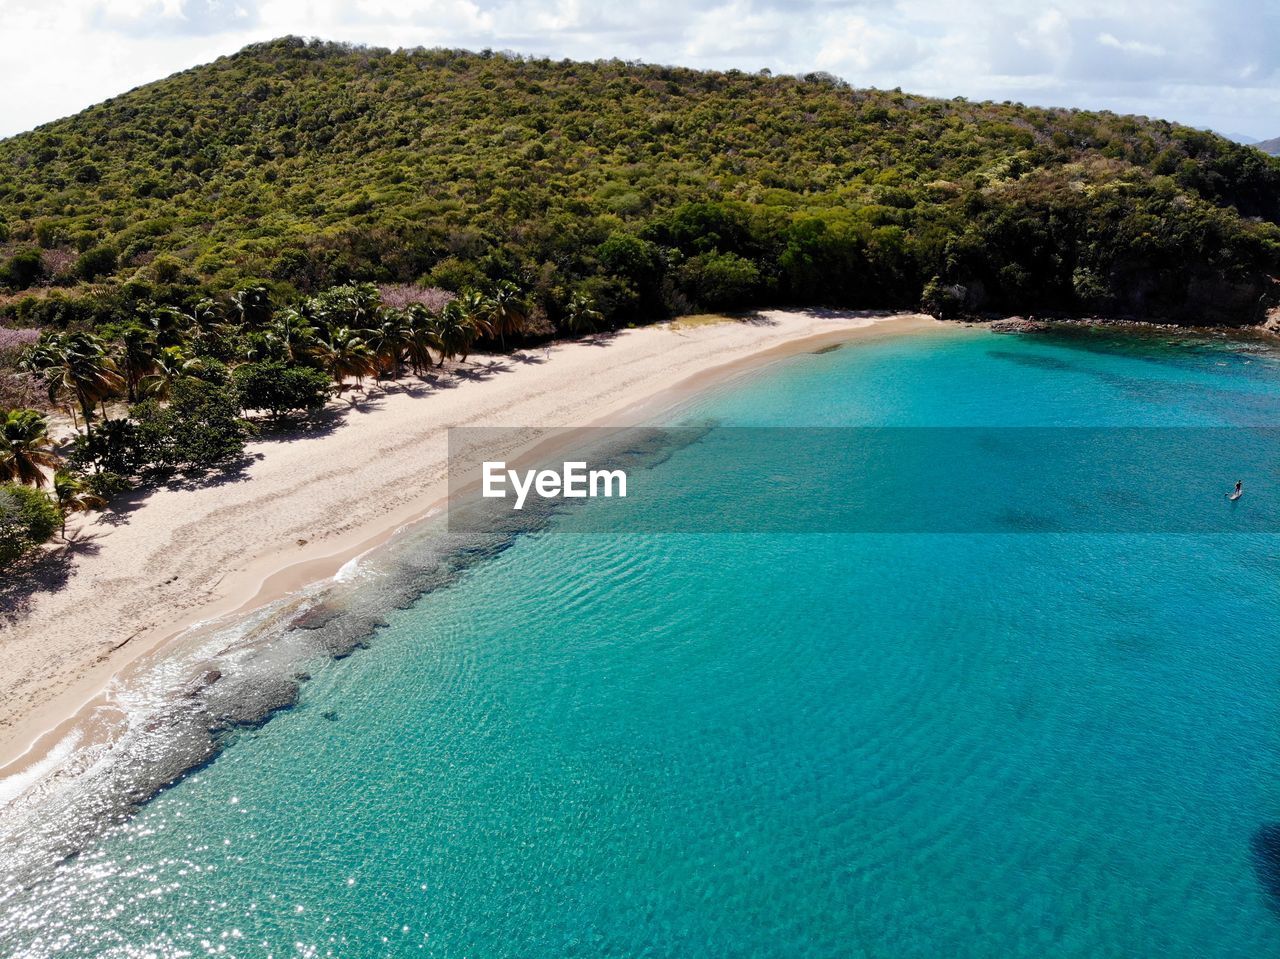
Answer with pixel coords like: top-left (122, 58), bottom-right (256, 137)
top-left (1, 36), bottom-right (1279, 328)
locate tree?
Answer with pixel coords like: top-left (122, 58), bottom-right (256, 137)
top-left (312, 327), bottom-right (376, 389)
top-left (920, 275), bottom-right (967, 319)
top-left (144, 305), bottom-right (192, 348)
top-left (0, 482), bottom-right (58, 567)
top-left (455, 289), bottom-right (495, 344)
top-left (435, 300), bottom-right (479, 364)
top-left (365, 310), bottom-right (408, 378)
top-left (21, 331), bottom-right (124, 437)
top-left (677, 252), bottom-right (761, 310)
top-left (596, 232), bottom-right (665, 314)
top-left (132, 379), bottom-right (249, 474)
top-left (563, 292), bottom-right (603, 334)
top-left (0, 409), bottom-right (59, 486)
top-left (233, 361), bottom-right (332, 423)
top-left (262, 307), bottom-right (317, 364)
top-left (485, 281), bottom-right (529, 350)
top-left (114, 322), bottom-right (159, 403)
top-left (230, 285), bottom-right (272, 327)
top-left (52, 469), bottom-right (107, 536)
top-left (138, 346), bottom-right (209, 399)
top-left (181, 298), bottom-right (222, 353)
top-left (308, 282), bottom-right (381, 330)
top-left (404, 305), bottom-right (441, 374)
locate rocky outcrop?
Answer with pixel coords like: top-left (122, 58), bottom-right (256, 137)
top-left (989, 318), bottom-right (1050, 334)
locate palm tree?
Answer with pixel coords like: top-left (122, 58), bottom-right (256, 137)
top-left (313, 327), bottom-right (377, 389)
top-left (435, 300), bottom-right (479, 364)
top-left (271, 308), bottom-right (318, 364)
top-left (457, 289), bottom-right (496, 342)
top-left (116, 323), bottom-right (159, 403)
top-left (52, 469), bottom-right (107, 536)
top-left (138, 346), bottom-right (207, 399)
top-left (486, 281), bottom-right (529, 350)
top-left (404, 305), bottom-right (441, 374)
top-left (145, 305), bottom-right (191, 348)
top-left (21, 331), bottom-right (125, 437)
top-left (230, 286), bottom-right (272, 327)
top-left (564, 293), bottom-right (603, 335)
top-left (242, 308), bottom-right (317, 364)
top-left (184, 297), bottom-right (219, 332)
top-left (0, 409), bottom-right (60, 487)
top-left (365, 310), bottom-right (408, 378)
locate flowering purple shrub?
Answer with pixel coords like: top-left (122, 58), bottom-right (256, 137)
top-left (377, 284), bottom-right (456, 313)
top-left (0, 329), bottom-right (46, 410)
top-left (0, 327), bottom-right (40, 355)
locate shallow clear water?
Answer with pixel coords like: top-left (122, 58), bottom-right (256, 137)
top-left (4, 325), bottom-right (1280, 958)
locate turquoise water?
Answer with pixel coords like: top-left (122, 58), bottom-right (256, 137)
top-left (4, 325), bottom-right (1280, 957)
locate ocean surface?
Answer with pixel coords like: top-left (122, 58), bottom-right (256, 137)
top-left (3, 323), bottom-right (1280, 958)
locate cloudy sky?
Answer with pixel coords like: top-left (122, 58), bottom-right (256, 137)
top-left (3, 0), bottom-right (1278, 141)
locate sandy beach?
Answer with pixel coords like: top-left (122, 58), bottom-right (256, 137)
top-left (0, 310), bottom-right (937, 777)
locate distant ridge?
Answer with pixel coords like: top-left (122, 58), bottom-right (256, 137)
top-left (1255, 137), bottom-right (1280, 156)
top-left (1, 36), bottom-right (1279, 326)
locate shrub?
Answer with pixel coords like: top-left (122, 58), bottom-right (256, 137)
top-left (66, 418), bottom-right (142, 477)
top-left (82, 470), bottom-right (132, 498)
top-left (233, 361), bottom-right (332, 422)
top-left (0, 482), bottom-right (58, 566)
top-left (0, 249), bottom-right (46, 289)
top-left (132, 379), bottom-right (250, 474)
top-left (74, 245), bottom-right (118, 282)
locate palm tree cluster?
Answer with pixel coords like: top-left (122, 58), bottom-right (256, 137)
top-left (0, 406), bottom-right (97, 546)
top-left (3, 279), bottom-right (557, 560)
top-left (244, 280), bottom-right (531, 389)
top-left (21, 280), bottom-right (539, 422)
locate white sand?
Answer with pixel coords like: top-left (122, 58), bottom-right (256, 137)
top-left (0, 310), bottom-right (937, 773)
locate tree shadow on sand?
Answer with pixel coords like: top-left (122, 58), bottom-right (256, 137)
top-left (452, 360), bottom-right (512, 381)
top-left (0, 531), bottom-right (101, 627)
top-left (736, 310), bottom-right (778, 326)
top-left (509, 351), bottom-right (548, 365)
top-left (782, 307), bottom-right (895, 322)
top-left (156, 452), bottom-right (264, 493)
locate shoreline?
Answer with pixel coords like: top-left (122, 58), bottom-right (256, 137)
top-left (0, 310), bottom-right (941, 786)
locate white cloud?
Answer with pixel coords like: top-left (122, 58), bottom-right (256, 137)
top-left (815, 14), bottom-right (924, 77)
top-left (0, 0), bottom-right (1277, 140)
top-left (685, 1), bottom-right (793, 58)
top-left (1097, 32), bottom-right (1164, 56)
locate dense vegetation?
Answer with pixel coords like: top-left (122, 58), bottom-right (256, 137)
top-left (1, 36), bottom-right (1279, 331)
top-left (0, 277), bottom-right (553, 566)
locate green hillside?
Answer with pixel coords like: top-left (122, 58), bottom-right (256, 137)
top-left (2, 36), bottom-right (1279, 327)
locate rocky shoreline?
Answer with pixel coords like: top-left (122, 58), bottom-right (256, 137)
top-left (973, 314), bottom-right (1280, 338)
